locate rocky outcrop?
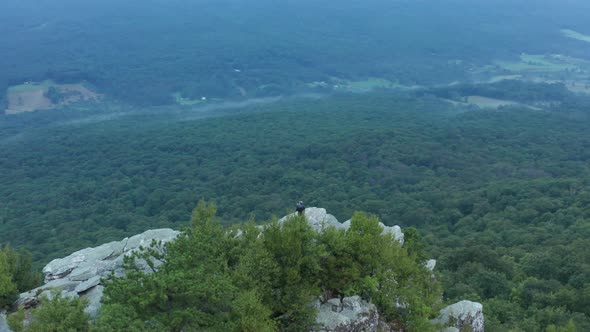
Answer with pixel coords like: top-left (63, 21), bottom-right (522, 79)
top-left (9, 208), bottom-right (478, 332)
top-left (315, 296), bottom-right (379, 332)
top-left (433, 300), bottom-right (484, 332)
top-left (426, 259), bottom-right (437, 271)
top-left (279, 207), bottom-right (404, 245)
top-left (0, 311), bottom-right (9, 332)
top-left (42, 229), bottom-right (178, 283)
top-left (15, 229), bottom-right (179, 317)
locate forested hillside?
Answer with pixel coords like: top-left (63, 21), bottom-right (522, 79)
top-left (1, 91), bottom-right (590, 330)
top-left (2, 0), bottom-right (590, 106)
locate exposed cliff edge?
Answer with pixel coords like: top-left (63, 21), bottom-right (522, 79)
top-left (7, 207), bottom-right (483, 332)
top-left (278, 208), bottom-right (404, 245)
top-left (16, 229), bottom-right (179, 318)
top-left (433, 300), bottom-right (485, 332)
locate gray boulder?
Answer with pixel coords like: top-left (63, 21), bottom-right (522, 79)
top-left (434, 300), bottom-right (484, 332)
top-left (315, 296), bottom-right (379, 332)
top-left (279, 207), bottom-right (344, 231)
top-left (14, 228), bottom-right (179, 319)
top-left (426, 259), bottom-right (437, 271)
top-left (81, 285), bottom-right (104, 318)
top-left (0, 311), bottom-right (11, 332)
top-left (279, 207), bottom-right (404, 245)
top-left (75, 276), bottom-right (102, 293)
top-left (43, 228), bottom-right (178, 283)
top-left (441, 328), bottom-right (460, 332)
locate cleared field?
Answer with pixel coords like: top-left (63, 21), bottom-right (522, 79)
top-left (5, 81), bottom-right (100, 114)
top-left (444, 96), bottom-right (540, 110)
top-left (561, 29), bottom-right (590, 43)
top-left (488, 75), bottom-right (522, 83)
top-left (306, 77), bottom-right (417, 93)
top-left (494, 54), bottom-right (577, 73)
top-left (6, 89), bottom-right (53, 114)
top-left (467, 96), bottom-right (518, 108)
top-left (332, 77), bottom-right (421, 93)
top-left (173, 92), bottom-right (207, 106)
top-left (343, 78), bottom-right (397, 93)
top-left (442, 96), bottom-right (517, 109)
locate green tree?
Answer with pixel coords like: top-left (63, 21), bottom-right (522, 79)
top-left (345, 212), bottom-right (441, 332)
top-left (261, 214), bottom-right (323, 331)
top-left (231, 290), bottom-right (276, 332)
top-left (0, 247), bottom-right (17, 309)
top-left (99, 201), bottom-right (237, 331)
top-left (546, 319), bottom-right (577, 332)
top-left (77, 202), bottom-right (446, 331)
top-left (9, 291), bottom-right (89, 332)
top-left (317, 226), bottom-right (359, 299)
top-left (403, 227), bottom-right (428, 263)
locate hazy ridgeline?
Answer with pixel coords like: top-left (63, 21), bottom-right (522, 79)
top-left (1, 0), bottom-right (590, 105)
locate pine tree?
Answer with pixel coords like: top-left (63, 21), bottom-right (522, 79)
top-left (0, 246), bottom-right (17, 309)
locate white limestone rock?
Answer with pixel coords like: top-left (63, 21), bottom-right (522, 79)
top-left (38, 289), bottom-right (78, 302)
top-left (43, 239), bottom-right (127, 282)
top-left (434, 300), bottom-right (484, 332)
top-left (279, 207), bottom-right (404, 245)
top-left (42, 228), bottom-right (178, 283)
top-left (279, 207), bottom-right (344, 231)
top-left (315, 296), bottom-right (379, 332)
top-left (442, 328), bottom-right (460, 332)
top-left (125, 229), bottom-right (179, 252)
top-left (0, 310), bottom-right (12, 332)
top-left (14, 228), bottom-right (179, 323)
top-left (426, 259), bottom-right (437, 271)
top-left (81, 285), bottom-right (104, 318)
top-left (75, 276), bottom-right (102, 293)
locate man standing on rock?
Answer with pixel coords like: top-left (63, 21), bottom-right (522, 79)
top-left (296, 201), bottom-right (306, 215)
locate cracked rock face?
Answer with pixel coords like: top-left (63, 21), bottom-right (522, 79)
top-left (15, 228), bottom-right (179, 318)
top-left (42, 229), bottom-right (178, 283)
top-left (315, 296), bottom-right (379, 332)
top-left (434, 300), bottom-right (485, 332)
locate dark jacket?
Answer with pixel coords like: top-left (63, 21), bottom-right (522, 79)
top-left (296, 204), bottom-right (306, 213)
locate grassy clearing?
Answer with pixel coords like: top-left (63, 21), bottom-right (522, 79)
top-left (494, 54), bottom-right (576, 73)
top-left (561, 29), bottom-right (590, 43)
top-left (346, 78), bottom-right (398, 92)
top-left (173, 93), bottom-right (207, 106)
top-left (6, 81), bottom-right (100, 114)
top-left (467, 96), bottom-right (517, 108)
top-left (488, 75), bottom-right (522, 83)
top-left (443, 95), bottom-right (541, 110)
top-left (331, 77), bottom-right (418, 93)
top-left (306, 77), bottom-right (411, 93)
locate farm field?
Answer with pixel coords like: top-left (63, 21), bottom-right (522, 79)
top-left (494, 54), bottom-right (577, 73)
top-left (5, 81), bottom-right (100, 114)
